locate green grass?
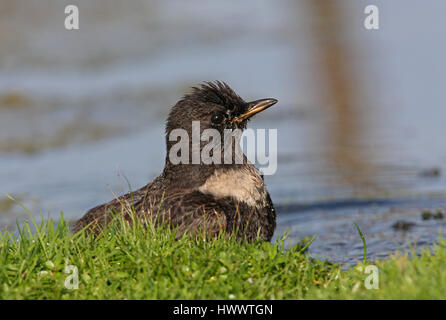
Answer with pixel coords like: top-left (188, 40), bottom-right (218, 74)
top-left (1, 213), bottom-right (446, 299)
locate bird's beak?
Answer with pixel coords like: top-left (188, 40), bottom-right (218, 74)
top-left (231, 98), bottom-right (278, 123)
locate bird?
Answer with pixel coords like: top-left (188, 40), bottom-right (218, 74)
top-left (73, 81), bottom-right (278, 242)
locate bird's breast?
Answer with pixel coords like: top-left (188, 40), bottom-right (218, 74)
top-left (198, 166), bottom-right (267, 207)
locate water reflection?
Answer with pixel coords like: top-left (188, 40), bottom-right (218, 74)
top-left (304, 0), bottom-right (379, 192)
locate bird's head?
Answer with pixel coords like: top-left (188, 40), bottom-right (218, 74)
top-left (165, 81), bottom-right (277, 165)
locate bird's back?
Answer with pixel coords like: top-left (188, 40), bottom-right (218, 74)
top-left (72, 174), bottom-right (165, 234)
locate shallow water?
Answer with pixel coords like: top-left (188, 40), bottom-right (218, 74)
top-left (1, 0), bottom-right (446, 265)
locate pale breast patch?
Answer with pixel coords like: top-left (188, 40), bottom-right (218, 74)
top-left (198, 167), bottom-right (266, 207)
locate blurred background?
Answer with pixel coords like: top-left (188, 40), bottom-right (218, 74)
top-left (1, 0), bottom-right (446, 264)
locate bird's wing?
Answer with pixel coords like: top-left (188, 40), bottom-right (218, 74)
top-left (159, 190), bottom-right (228, 239)
top-left (72, 184), bottom-right (151, 234)
top-left (73, 186), bottom-right (229, 239)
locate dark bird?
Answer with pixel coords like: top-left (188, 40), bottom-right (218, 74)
top-left (73, 81), bottom-right (277, 242)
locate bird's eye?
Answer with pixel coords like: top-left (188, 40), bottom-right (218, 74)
top-left (211, 112), bottom-right (225, 124)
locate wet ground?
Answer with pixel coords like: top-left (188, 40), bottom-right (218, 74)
top-left (1, 1), bottom-right (446, 265)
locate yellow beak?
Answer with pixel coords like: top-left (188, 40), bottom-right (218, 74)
top-left (231, 98), bottom-right (278, 123)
